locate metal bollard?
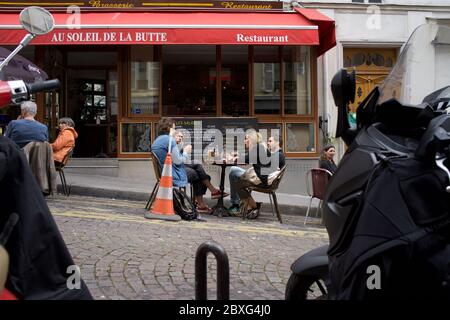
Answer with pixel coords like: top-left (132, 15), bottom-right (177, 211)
top-left (195, 240), bottom-right (230, 300)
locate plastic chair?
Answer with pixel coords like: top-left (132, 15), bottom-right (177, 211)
top-left (241, 165), bottom-right (287, 223)
top-left (304, 168), bottom-right (332, 225)
top-left (55, 147), bottom-right (74, 196)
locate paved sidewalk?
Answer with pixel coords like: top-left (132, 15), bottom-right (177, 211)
top-left (62, 173), bottom-right (321, 216)
top-left (48, 195), bottom-right (327, 300)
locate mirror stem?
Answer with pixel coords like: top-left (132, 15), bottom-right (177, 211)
top-left (0, 33), bottom-right (35, 72)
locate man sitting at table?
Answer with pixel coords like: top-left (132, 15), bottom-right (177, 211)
top-left (150, 117), bottom-right (188, 196)
top-left (151, 118), bottom-right (220, 214)
top-left (228, 130), bottom-right (284, 217)
top-left (267, 135), bottom-right (286, 169)
top-left (175, 130), bottom-right (229, 213)
top-left (4, 101), bottom-right (48, 148)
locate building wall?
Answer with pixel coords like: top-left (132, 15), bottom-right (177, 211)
top-left (295, 0), bottom-right (450, 161)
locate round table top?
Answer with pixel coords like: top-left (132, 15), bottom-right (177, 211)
top-left (210, 160), bottom-right (246, 166)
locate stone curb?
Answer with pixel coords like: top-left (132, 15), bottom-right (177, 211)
top-left (59, 185), bottom-right (315, 217)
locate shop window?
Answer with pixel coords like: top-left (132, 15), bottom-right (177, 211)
top-left (286, 123), bottom-right (315, 153)
top-left (283, 46), bottom-right (311, 115)
top-left (253, 46), bottom-right (280, 115)
top-left (162, 45), bottom-right (216, 116)
top-left (121, 122), bottom-right (151, 153)
top-left (130, 46), bottom-right (160, 116)
top-left (221, 46), bottom-right (249, 116)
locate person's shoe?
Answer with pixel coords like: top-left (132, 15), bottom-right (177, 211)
top-left (246, 207), bottom-right (260, 219)
top-left (228, 204), bottom-right (240, 216)
top-left (197, 206), bottom-right (213, 214)
top-left (245, 202), bottom-right (262, 219)
top-left (211, 190), bottom-right (229, 199)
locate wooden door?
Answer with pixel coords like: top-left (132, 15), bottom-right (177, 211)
top-left (344, 48), bottom-right (397, 123)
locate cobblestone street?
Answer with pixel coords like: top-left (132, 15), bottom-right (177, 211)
top-left (47, 195), bottom-right (328, 300)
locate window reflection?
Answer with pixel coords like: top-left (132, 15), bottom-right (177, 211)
top-left (130, 46), bottom-right (160, 115)
top-left (286, 123), bottom-right (315, 152)
top-left (121, 123), bottom-right (151, 153)
top-left (221, 46), bottom-right (249, 116)
top-left (283, 46), bottom-right (311, 115)
top-left (162, 45), bottom-right (216, 116)
top-left (253, 46), bottom-right (280, 114)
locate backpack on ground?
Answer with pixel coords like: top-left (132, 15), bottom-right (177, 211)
top-left (173, 188), bottom-right (197, 221)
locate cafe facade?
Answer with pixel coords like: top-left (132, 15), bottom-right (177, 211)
top-left (0, 0), bottom-right (335, 191)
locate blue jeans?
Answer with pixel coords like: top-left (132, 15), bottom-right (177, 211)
top-left (229, 166), bottom-right (246, 206)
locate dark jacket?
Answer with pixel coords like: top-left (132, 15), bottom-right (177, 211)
top-left (0, 136), bottom-right (92, 299)
top-left (319, 159), bottom-right (337, 174)
top-left (273, 149), bottom-right (286, 170)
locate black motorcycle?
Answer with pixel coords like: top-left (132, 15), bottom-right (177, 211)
top-left (286, 23), bottom-right (450, 300)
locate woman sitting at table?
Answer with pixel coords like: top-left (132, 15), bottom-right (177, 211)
top-left (175, 130), bottom-right (228, 213)
top-left (228, 129), bottom-right (278, 217)
top-left (52, 117), bottom-right (78, 166)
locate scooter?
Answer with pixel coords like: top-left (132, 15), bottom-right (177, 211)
top-left (0, 6), bottom-right (60, 109)
top-left (0, 7), bottom-right (91, 300)
top-left (286, 23), bottom-right (450, 300)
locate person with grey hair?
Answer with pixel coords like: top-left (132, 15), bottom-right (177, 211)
top-left (4, 100), bottom-right (48, 148)
top-left (52, 117), bottom-right (78, 165)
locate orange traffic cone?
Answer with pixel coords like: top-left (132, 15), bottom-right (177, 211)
top-left (144, 152), bottom-right (181, 222)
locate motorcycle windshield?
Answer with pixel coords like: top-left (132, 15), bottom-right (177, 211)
top-left (379, 23), bottom-right (450, 106)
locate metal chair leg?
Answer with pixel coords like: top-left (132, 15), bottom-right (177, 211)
top-left (271, 192), bottom-right (282, 224)
top-left (58, 170), bottom-right (65, 195)
top-left (315, 199), bottom-right (322, 218)
top-left (61, 169), bottom-right (70, 196)
top-left (146, 181), bottom-right (160, 210)
top-left (145, 181), bottom-right (159, 210)
top-left (304, 196), bottom-right (313, 225)
top-left (58, 169), bottom-right (68, 196)
top-left (269, 194), bottom-right (275, 217)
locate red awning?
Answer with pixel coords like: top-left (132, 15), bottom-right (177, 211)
top-left (295, 8), bottom-right (336, 56)
top-left (0, 10), bottom-right (335, 54)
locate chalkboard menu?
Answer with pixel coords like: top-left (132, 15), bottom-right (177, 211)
top-left (173, 117), bottom-right (257, 162)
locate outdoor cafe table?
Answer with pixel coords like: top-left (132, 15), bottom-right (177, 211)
top-left (211, 160), bottom-right (245, 217)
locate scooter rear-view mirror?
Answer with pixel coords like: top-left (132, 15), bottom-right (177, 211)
top-left (19, 6), bottom-right (54, 35)
top-left (0, 6), bottom-right (54, 72)
top-left (331, 69), bottom-right (356, 144)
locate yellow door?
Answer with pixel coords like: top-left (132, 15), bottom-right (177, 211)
top-left (343, 48), bottom-right (397, 122)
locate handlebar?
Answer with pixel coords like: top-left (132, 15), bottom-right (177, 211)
top-left (25, 79), bottom-right (60, 94)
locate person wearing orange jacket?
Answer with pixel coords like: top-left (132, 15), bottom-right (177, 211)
top-left (51, 117), bottom-right (78, 165)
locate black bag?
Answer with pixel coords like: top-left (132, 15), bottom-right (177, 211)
top-left (173, 188), bottom-right (197, 221)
